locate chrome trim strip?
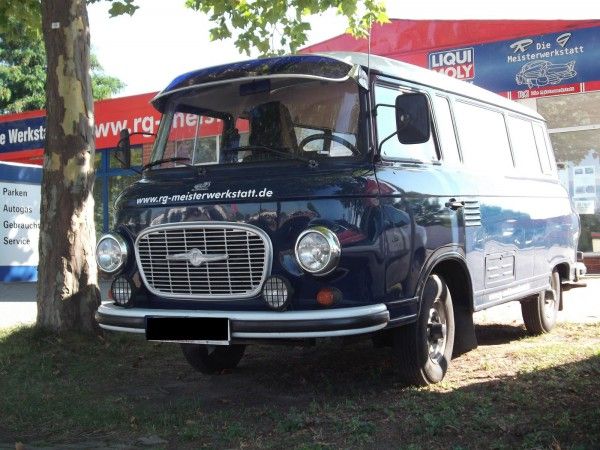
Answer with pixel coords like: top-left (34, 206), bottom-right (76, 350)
top-left (233, 323), bottom-right (387, 339)
top-left (134, 221), bottom-right (273, 300)
top-left (474, 273), bottom-right (548, 296)
top-left (97, 302), bottom-right (387, 321)
top-left (99, 322), bottom-right (386, 339)
top-left (100, 324), bottom-right (145, 334)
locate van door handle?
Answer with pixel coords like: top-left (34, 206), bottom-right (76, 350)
top-left (445, 198), bottom-right (464, 210)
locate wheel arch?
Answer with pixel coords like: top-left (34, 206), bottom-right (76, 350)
top-left (553, 261), bottom-right (569, 311)
top-left (416, 247), bottom-right (474, 312)
top-left (554, 261), bottom-right (570, 282)
top-left (416, 247), bottom-right (478, 356)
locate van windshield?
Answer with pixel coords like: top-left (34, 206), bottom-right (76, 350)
top-left (151, 78), bottom-right (362, 168)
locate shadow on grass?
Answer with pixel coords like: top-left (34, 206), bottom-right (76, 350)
top-left (475, 323), bottom-right (528, 346)
top-left (0, 324), bottom-right (599, 449)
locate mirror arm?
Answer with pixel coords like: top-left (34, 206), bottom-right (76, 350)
top-left (377, 131), bottom-right (399, 155)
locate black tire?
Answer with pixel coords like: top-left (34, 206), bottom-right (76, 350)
top-left (521, 270), bottom-right (560, 335)
top-left (392, 273), bottom-right (455, 386)
top-left (180, 344), bottom-right (246, 374)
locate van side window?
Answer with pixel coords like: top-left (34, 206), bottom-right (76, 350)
top-left (532, 122), bottom-right (554, 174)
top-left (375, 84), bottom-right (438, 162)
top-left (432, 95), bottom-right (461, 165)
top-left (507, 116), bottom-right (542, 174)
top-left (454, 101), bottom-right (513, 171)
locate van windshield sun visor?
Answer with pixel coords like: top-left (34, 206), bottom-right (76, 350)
top-left (152, 55), bottom-right (362, 112)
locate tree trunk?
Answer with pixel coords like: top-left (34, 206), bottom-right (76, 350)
top-left (37, 0), bottom-right (100, 333)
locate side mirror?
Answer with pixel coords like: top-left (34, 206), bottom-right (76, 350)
top-left (395, 93), bottom-right (431, 144)
top-left (115, 129), bottom-right (131, 169)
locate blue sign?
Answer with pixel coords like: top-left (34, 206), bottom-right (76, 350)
top-left (429, 26), bottom-right (600, 96)
top-left (0, 116), bottom-right (46, 154)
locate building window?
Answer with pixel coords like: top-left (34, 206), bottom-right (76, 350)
top-left (535, 92), bottom-right (600, 253)
top-left (109, 174), bottom-right (141, 228)
top-left (93, 177), bottom-right (103, 239)
top-left (550, 128), bottom-right (599, 253)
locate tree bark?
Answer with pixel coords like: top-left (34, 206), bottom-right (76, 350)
top-left (37, 0), bottom-right (100, 333)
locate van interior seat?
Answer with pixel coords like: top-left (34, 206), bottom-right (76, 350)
top-left (246, 101), bottom-right (298, 160)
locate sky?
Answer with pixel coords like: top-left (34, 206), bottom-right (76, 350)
top-left (87, 0), bottom-right (600, 97)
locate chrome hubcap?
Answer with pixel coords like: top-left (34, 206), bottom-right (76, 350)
top-left (427, 298), bottom-right (447, 363)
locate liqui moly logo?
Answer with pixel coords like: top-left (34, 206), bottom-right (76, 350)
top-left (429, 47), bottom-right (475, 81)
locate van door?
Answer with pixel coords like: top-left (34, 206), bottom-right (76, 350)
top-left (372, 81), bottom-right (465, 309)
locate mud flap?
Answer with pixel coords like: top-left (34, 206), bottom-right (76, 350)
top-left (452, 302), bottom-right (477, 357)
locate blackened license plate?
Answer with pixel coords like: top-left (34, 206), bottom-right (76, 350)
top-left (145, 317), bottom-right (230, 344)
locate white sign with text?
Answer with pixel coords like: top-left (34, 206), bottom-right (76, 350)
top-left (0, 181), bottom-right (40, 267)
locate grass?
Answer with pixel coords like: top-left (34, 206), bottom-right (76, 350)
top-left (0, 322), bottom-right (599, 449)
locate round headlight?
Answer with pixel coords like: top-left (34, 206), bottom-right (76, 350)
top-left (294, 227), bottom-right (341, 276)
top-left (96, 233), bottom-right (128, 273)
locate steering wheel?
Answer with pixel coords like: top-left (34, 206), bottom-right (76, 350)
top-left (298, 133), bottom-right (358, 155)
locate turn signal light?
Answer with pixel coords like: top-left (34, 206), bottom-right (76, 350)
top-left (316, 287), bottom-right (341, 307)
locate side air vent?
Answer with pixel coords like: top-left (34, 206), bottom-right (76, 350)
top-left (463, 199), bottom-right (482, 227)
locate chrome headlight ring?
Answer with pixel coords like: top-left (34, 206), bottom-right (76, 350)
top-left (294, 226), bottom-right (341, 276)
top-left (96, 233), bottom-right (129, 274)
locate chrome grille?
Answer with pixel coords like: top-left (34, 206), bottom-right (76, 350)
top-left (135, 223), bottom-right (271, 299)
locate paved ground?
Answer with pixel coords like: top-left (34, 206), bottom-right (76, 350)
top-left (0, 277), bottom-right (598, 328)
top-left (0, 281), bottom-right (110, 328)
top-left (474, 275), bottom-right (600, 325)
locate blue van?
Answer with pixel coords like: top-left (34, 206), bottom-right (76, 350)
top-left (95, 52), bottom-right (580, 385)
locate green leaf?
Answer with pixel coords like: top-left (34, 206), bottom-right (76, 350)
top-left (184, 0), bottom-right (387, 57)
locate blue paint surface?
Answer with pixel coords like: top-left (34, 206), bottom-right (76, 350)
top-left (0, 162), bottom-right (42, 183)
top-left (0, 266), bottom-right (38, 282)
top-left (0, 117), bottom-right (46, 154)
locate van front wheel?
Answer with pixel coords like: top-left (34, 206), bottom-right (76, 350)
top-left (392, 273), bottom-right (455, 386)
top-left (180, 344), bottom-right (246, 374)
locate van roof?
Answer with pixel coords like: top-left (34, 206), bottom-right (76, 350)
top-left (320, 52), bottom-right (543, 120)
top-left (154, 52), bottom-right (542, 121)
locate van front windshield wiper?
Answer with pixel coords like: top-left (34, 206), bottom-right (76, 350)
top-left (228, 145), bottom-right (318, 167)
top-left (142, 156), bottom-right (192, 171)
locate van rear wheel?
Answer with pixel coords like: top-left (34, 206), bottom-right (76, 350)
top-left (392, 273), bottom-right (455, 386)
top-left (521, 270), bottom-right (560, 335)
top-left (181, 344), bottom-right (246, 374)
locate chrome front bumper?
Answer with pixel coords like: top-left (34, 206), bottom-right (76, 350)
top-left (95, 302), bottom-right (390, 340)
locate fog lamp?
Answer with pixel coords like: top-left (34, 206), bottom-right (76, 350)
top-left (295, 227), bottom-right (341, 276)
top-left (262, 276), bottom-right (292, 310)
top-left (111, 276), bottom-right (133, 306)
top-left (96, 233), bottom-right (128, 273)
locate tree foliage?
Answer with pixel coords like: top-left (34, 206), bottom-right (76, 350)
top-left (104, 0), bottom-right (388, 56)
top-left (0, 26), bottom-right (46, 114)
top-left (184, 0), bottom-right (388, 55)
top-left (0, 24), bottom-right (125, 114)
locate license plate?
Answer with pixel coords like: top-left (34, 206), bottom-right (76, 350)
top-left (145, 317), bottom-right (230, 345)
